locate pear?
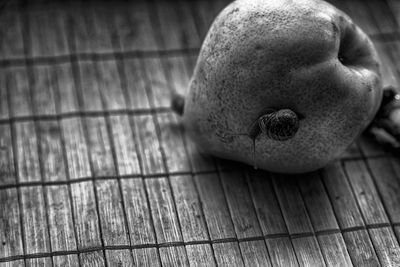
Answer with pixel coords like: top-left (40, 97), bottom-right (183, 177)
top-left (173, 0), bottom-right (382, 173)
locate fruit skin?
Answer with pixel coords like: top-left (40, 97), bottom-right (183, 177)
top-left (181, 0), bottom-right (382, 173)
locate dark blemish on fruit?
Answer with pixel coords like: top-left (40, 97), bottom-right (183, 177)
top-left (367, 83), bottom-right (373, 92)
top-left (331, 21), bottom-right (339, 37)
top-left (255, 44), bottom-right (263, 50)
top-left (259, 109), bottom-right (299, 141)
top-left (232, 7), bottom-right (239, 13)
top-left (226, 7), bottom-right (240, 17)
top-left (216, 130), bottom-right (235, 143)
top-left (171, 93), bottom-right (185, 116)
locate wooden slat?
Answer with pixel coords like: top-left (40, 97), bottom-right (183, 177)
top-left (318, 233), bottom-right (353, 267)
top-left (367, 158), bottom-right (400, 224)
top-left (357, 134), bottom-right (388, 158)
top-left (94, 60), bottom-right (126, 111)
top-left (343, 160), bottom-right (389, 225)
top-left (266, 238), bottom-right (299, 267)
top-left (70, 181), bottom-right (102, 249)
top-left (71, 182), bottom-right (106, 265)
top-left (192, 0), bottom-right (226, 41)
top-left (343, 230), bottom-right (380, 267)
top-left (162, 56), bottom-right (192, 96)
top-left (121, 178), bottom-right (157, 245)
top-left (213, 0), bottom-right (230, 14)
top-left (186, 244), bottom-right (216, 267)
top-left (374, 41), bottom-right (400, 88)
top-left (272, 174), bottom-right (313, 235)
top-left (170, 175), bottom-right (209, 242)
top-left (53, 255), bottom-right (80, 267)
top-left (96, 180), bottom-right (130, 248)
top-left (26, 257), bottom-right (52, 267)
top-left (0, 125), bottom-right (16, 185)
top-left (114, 2), bottom-right (158, 52)
top-left (191, 0), bottom-right (214, 41)
top-left (0, 189), bottom-right (24, 258)
top-left (194, 173), bottom-right (236, 240)
top-left (132, 115), bottom-right (165, 175)
top-left (322, 163), bottom-right (384, 264)
top-left (0, 71), bottom-right (10, 120)
top-left (185, 52), bottom-right (198, 76)
top-left (365, 0), bottom-right (399, 34)
top-left (213, 242), bottom-right (245, 267)
top-left (109, 115), bottom-right (141, 176)
top-left (79, 251), bottom-right (105, 267)
top-left (145, 177), bottom-right (183, 243)
top-left (26, 10), bottom-right (69, 57)
top-left (220, 171), bottom-right (262, 238)
top-left (297, 171), bottom-right (339, 232)
top-left (53, 255), bottom-right (79, 267)
top-left (247, 171), bottom-right (287, 236)
top-left (55, 63), bottom-right (80, 114)
top-left (321, 163), bottom-right (365, 229)
top-left (7, 67), bottom-right (32, 118)
top-left (121, 58), bottom-right (152, 110)
top-left (132, 248), bottom-right (161, 267)
top-left (61, 118), bottom-right (91, 179)
top-left (38, 121), bottom-right (67, 182)
top-left (239, 240), bottom-right (272, 267)
top-left (105, 250), bottom-right (134, 267)
top-left (0, 12), bottom-right (24, 59)
top-left (341, 142), bottom-right (362, 159)
top-left (376, 41), bottom-right (400, 87)
top-left (15, 122), bottom-right (41, 183)
top-left (77, 61), bottom-right (103, 112)
top-left (45, 185), bottom-right (77, 252)
top-left (157, 112), bottom-right (191, 173)
top-left (369, 227), bottom-right (400, 266)
top-left (292, 237), bottom-right (326, 267)
top-left (86, 117), bottom-right (116, 177)
top-left (152, 0), bottom-right (201, 50)
top-left (330, 0), bottom-right (379, 35)
top-left (141, 58), bottom-right (171, 109)
top-left (184, 133), bottom-right (216, 173)
top-left (70, 6), bottom-right (114, 54)
top-left (0, 260), bottom-right (25, 267)
top-left (20, 186), bottom-right (51, 254)
top-left (159, 246), bottom-right (190, 267)
top-left (388, 0), bottom-right (400, 28)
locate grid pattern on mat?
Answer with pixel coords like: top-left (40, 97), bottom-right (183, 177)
top-left (1, 0), bottom-right (400, 266)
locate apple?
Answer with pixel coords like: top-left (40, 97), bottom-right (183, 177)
top-left (172, 0), bottom-right (382, 173)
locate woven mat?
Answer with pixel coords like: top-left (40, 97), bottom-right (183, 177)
top-left (1, 0), bottom-right (400, 266)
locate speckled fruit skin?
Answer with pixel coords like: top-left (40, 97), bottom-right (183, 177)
top-left (182, 0), bottom-right (382, 173)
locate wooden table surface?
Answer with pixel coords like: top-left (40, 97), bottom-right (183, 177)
top-left (1, 0), bottom-right (400, 266)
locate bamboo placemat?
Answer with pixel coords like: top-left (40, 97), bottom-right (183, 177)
top-left (0, 0), bottom-right (400, 266)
